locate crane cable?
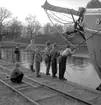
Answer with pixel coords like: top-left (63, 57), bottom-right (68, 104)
top-left (47, 12), bottom-right (69, 24)
top-left (48, 12), bottom-right (73, 24)
top-left (45, 9), bottom-right (101, 49)
top-left (49, 10), bottom-right (73, 23)
top-left (76, 28), bottom-right (101, 48)
top-left (48, 12), bottom-right (73, 25)
top-left (59, 13), bottom-right (73, 20)
top-left (45, 9), bottom-right (74, 46)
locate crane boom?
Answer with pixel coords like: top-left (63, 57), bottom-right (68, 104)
top-left (42, 1), bottom-right (80, 16)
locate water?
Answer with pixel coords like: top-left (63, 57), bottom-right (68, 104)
top-left (2, 48), bottom-right (101, 89)
top-left (22, 57), bottom-right (101, 89)
top-left (65, 63), bottom-right (100, 89)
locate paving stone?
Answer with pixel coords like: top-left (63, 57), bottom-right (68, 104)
top-left (21, 87), bottom-right (58, 101)
top-left (37, 95), bottom-right (87, 105)
top-left (89, 97), bottom-right (101, 105)
top-left (0, 81), bottom-right (35, 105)
top-left (68, 88), bottom-right (100, 102)
top-left (24, 77), bottom-right (41, 87)
top-left (0, 60), bottom-right (101, 105)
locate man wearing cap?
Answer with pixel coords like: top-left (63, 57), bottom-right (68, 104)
top-left (50, 43), bottom-right (60, 78)
top-left (25, 39), bottom-right (36, 72)
top-left (44, 41), bottom-right (52, 75)
top-left (34, 48), bottom-right (42, 77)
top-left (59, 45), bottom-right (76, 80)
top-left (14, 44), bottom-right (20, 62)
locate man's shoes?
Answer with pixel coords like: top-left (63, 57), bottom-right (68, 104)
top-left (30, 65), bottom-right (35, 72)
top-left (52, 75), bottom-right (57, 78)
top-left (31, 70), bottom-right (35, 72)
top-left (62, 77), bottom-right (67, 81)
top-left (32, 69), bottom-right (35, 72)
top-left (96, 84), bottom-right (101, 91)
top-left (30, 68), bottom-right (35, 72)
top-left (96, 87), bottom-right (101, 91)
top-left (46, 73), bottom-right (50, 75)
top-left (37, 75), bottom-right (41, 77)
top-left (59, 77), bottom-right (67, 81)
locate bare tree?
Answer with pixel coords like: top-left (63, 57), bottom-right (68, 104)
top-left (9, 17), bottom-right (23, 40)
top-left (25, 14), bottom-right (36, 39)
top-left (43, 23), bottom-right (52, 35)
top-left (0, 7), bottom-right (12, 41)
top-left (51, 24), bottom-right (63, 34)
top-left (25, 14), bottom-right (41, 39)
top-left (21, 26), bottom-right (28, 38)
top-left (0, 7), bottom-right (11, 59)
top-left (43, 23), bottom-right (63, 35)
top-left (34, 21), bottom-right (41, 36)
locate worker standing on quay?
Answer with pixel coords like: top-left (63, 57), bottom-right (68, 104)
top-left (59, 45), bottom-right (76, 80)
top-left (34, 48), bottom-right (43, 77)
top-left (50, 43), bottom-right (60, 78)
top-left (14, 44), bottom-right (20, 62)
top-left (25, 39), bottom-right (36, 72)
top-left (44, 41), bottom-right (52, 75)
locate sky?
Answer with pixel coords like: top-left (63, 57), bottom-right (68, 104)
top-left (0, 0), bottom-right (93, 25)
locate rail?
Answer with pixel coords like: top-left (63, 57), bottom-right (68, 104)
top-left (0, 62), bottom-right (96, 105)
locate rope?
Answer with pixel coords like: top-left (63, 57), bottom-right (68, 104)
top-left (45, 9), bottom-right (101, 50)
top-left (49, 14), bottom-right (73, 24)
top-left (47, 13), bottom-right (69, 24)
top-left (47, 10), bottom-right (101, 49)
top-left (75, 28), bottom-right (101, 49)
top-left (49, 10), bottom-right (73, 23)
top-left (47, 11), bottom-right (73, 24)
top-left (49, 12), bottom-right (72, 24)
top-left (45, 9), bottom-right (74, 46)
top-left (70, 10), bottom-right (76, 23)
top-left (57, 12), bottom-right (74, 20)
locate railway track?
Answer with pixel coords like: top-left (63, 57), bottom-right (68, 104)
top-left (0, 61), bottom-right (101, 105)
top-left (0, 73), bottom-right (39, 105)
top-left (0, 80), bottom-right (37, 105)
top-left (0, 72), bottom-right (90, 105)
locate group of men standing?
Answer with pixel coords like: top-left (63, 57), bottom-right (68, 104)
top-left (44, 42), bottom-right (60, 78)
top-left (44, 41), bottom-right (76, 80)
top-left (14, 39), bottom-right (76, 80)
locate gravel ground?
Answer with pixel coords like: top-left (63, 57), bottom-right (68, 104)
top-left (0, 81), bottom-right (34, 105)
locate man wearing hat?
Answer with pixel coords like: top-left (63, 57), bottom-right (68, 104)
top-left (59, 45), bottom-right (76, 80)
top-left (50, 43), bottom-right (60, 78)
top-left (25, 39), bottom-right (36, 72)
top-left (44, 41), bottom-right (52, 75)
top-left (34, 48), bottom-right (42, 77)
top-left (14, 44), bottom-right (20, 62)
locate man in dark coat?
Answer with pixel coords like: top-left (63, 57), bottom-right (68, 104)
top-left (34, 48), bottom-right (43, 77)
top-left (59, 45), bottom-right (76, 80)
top-left (50, 43), bottom-right (60, 78)
top-left (14, 44), bottom-right (20, 62)
top-left (44, 41), bottom-right (52, 75)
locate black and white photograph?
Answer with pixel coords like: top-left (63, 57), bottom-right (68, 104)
top-left (0, 0), bottom-right (101, 105)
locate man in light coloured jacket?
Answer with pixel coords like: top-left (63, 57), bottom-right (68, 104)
top-left (25, 39), bottom-right (36, 72)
